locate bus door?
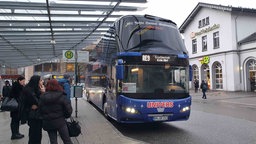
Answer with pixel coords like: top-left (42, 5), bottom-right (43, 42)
top-left (105, 78), bottom-right (117, 119)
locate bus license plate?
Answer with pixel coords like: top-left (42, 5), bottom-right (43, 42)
top-left (153, 116), bottom-right (168, 121)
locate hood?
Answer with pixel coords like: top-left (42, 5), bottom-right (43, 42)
top-left (10, 81), bottom-right (23, 97)
top-left (58, 78), bottom-right (69, 83)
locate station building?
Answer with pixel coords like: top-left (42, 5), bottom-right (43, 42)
top-left (180, 3), bottom-right (256, 92)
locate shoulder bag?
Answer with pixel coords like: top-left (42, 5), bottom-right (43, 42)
top-left (66, 117), bottom-right (81, 137)
top-left (0, 97), bottom-right (18, 111)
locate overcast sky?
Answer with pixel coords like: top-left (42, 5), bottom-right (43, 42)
top-left (143, 0), bottom-right (256, 27)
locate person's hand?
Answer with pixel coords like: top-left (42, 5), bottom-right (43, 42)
top-left (31, 104), bottom-right (38, 110)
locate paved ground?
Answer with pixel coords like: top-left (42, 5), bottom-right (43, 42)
top-left (0, 98), bottom-right (145, 144)
top-left (0, 90), bottom-right (255, 144)
top-left (190, 90), bottom-right (256, 108)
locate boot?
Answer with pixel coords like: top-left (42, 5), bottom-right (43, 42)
top-left (17, 126), bottom-right (24, 137)
top-left (11, 119), bottom-right (24, 140)
top-left (11, 134), bottom-right (24, 140)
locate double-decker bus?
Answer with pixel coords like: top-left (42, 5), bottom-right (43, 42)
top-left (87, 14), bottom-right (191, 123)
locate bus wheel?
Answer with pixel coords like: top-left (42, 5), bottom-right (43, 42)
top-left (103, 102), bottom-right (109, 118)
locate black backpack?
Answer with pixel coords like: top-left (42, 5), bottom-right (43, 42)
top-left (202, 83), bottom-right (208, 90)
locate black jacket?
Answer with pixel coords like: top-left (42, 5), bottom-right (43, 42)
top-left (2, 85), bottom-right (11, 98)
top-left (9, 82), bottom-right (23, 119)
top-left (39, 91), bottom-right (72, 130)
top-left (20, 85), bottom-right (43, 126)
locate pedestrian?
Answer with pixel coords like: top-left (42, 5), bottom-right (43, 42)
top-left (39, 79), bottom-right (73, 144)
top-left (58, 74), bottom-right (71, 100)
top-left (194, 79), bottom-right (199, 93)
top-left (2, 80), bottom-right (12, 98)
top-left (200, 80), bottom-right (208, 99)
top-left (9, 76), bottom-right (26, 140)
top-left (23, 75), bottom-right (45, 144)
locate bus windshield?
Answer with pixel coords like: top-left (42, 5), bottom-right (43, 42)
top-left (87, 76), bottom-right (107, 87)
top-left (119, 17), bottom-right (186, 53)
top-left (122, 65), bottom-right (188, 94)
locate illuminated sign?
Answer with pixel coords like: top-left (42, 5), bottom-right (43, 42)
top-left (147, 102), bottom-right (174, 108)
top-left (199, 56), bottom-right (210, 64)
top-left (142, 55), bottom-right (175, 63)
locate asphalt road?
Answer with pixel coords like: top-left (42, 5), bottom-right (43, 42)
top-left (111, 98), bottom-right (256, 144)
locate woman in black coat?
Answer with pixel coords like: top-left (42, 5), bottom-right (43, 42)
top-left (39, 79), bottom-right (73, 144)
top-left (23, 75), bottom-right (45, 144)
top-left (9, 76), bottom-right (25, 140)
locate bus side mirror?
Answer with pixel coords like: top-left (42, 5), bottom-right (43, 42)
top-left (116, 65), bottom-right (124, 80)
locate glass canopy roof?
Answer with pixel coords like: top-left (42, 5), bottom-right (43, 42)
top-left (0, 0), bottom-right (147, 68)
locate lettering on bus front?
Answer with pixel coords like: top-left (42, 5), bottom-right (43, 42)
top-left (142, 55), bottom-right (176, 63)
top-left (147, 102), bottom-right (174, 108)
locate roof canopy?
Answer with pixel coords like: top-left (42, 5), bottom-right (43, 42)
top-left (0, 0), bottom-right (147, 68)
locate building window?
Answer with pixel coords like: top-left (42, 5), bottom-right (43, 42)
top-left (66, 63), bottom-right (75, 72)
top-left (202, 19), bottom-right (206, 27)
top-left (192, 65), bottom-right (199, 80)
top-left (43, 63), bottom-right (52, 72)
top-left (248, 60), bottom-right (256, 91)
top-left (206, 17), bottom-right (209, 25)
top-left (198, 20), bottom-right (202, 28)
top-left (213, 31), bottom-right (220, 49)
top-left (215, 62), bottom-right (223, 89)
top-left (198, 17), bottom-right (210, 28)
top-left (249, 60), bottom-right (256, 71)
top-left (202, 35), bottom-right (207, 51)
top-left (34, 63), bottom-right (60, 72)
top-left (52, 63), bottom-right (59, 71)
top-left (192, 39), bottom-right (197, 54)
top-left (35, 64), bottom-right (42, 72)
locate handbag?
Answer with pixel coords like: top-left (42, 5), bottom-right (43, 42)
top-left (0, 97), bottom-right (18, 111)
top-left (66, 117), bottom-right (81, 137)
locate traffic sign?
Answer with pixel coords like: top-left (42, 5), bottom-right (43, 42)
top-left (63, 50), bottom-right (89, 63)
top-left (63, 50), bottom-right (75, 62)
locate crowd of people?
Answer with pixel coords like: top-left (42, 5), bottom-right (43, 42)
top-left (1, 74), bottom-right (73, 144)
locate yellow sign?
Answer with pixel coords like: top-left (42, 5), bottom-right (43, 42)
top-left (65, 50), bottom-right (74, 59)
top-left (200, 56), bottom-right (210, 64)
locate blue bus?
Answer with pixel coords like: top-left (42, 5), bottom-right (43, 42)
top-left (87, 14), bottom-right (191, 123)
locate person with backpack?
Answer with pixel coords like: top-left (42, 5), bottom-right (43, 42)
top-left (200, 80), bottom-right (208, 99)
top-left (58, 74), bottom-right (71, 101)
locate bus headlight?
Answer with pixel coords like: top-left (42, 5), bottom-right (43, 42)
top-left (96, 90), bottom-right (103, 93)
top-left (89, 90), bottom-right (94, 94)
top-left (125, 107), bottom-right (139, 114)
top-left (180, 106), bottom-right (190, 113)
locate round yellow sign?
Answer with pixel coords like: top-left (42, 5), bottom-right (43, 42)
top-left (65, 50), bottom-right (74, 59)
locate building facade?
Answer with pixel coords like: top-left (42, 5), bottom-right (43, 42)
top-left (180, 3), bottom-right (256, 91)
